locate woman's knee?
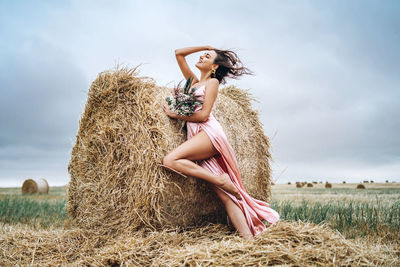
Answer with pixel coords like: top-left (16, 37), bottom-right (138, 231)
top-left (162, 154), bottom-right (176, 169)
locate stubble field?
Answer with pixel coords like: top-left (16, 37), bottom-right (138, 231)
top-left (0, 182), bottom-right (399, 265)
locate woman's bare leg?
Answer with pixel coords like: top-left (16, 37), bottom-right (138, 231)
top-left (162, 130), bottom-right (241, 199)
top-left (211, 185), bottom-right (253, 240)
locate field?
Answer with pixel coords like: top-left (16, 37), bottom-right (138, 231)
top-left (271, 183), bottom-right (400, 242)
top-left (0, 183), bottom-right (399, 265)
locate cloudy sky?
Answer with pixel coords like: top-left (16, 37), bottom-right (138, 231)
top-left (1, 0), bottom-right (399, 187)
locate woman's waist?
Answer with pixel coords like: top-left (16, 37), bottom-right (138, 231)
top-left (187, 112), bottom-right (217, 124)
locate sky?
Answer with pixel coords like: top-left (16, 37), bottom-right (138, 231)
top-left (0, 0), bottom-right (399, 187)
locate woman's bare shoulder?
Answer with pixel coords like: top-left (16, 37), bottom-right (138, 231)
top-left (206, 78), bottom-right (220, 89)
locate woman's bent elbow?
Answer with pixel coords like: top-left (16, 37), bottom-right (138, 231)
top-left (200, 114), bottom-right (210, 122)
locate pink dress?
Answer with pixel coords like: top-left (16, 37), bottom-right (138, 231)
top-left (186, 84), bottom-right (280, 236)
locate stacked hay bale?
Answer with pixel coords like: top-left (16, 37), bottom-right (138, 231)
top-left (67, 67), bottom-right (273, 236)
top-left (21, 178), bottom-right (49, 194)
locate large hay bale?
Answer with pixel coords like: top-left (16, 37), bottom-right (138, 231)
top-left (325, 182), bottom-right (332, 188)
top-left (67, 67), bottom-right (273, 235)
top-left (21, 178), bottom-right (49, 194)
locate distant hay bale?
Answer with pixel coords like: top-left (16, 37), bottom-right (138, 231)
top-left (67, 66), bottom-right (273, 236)
top-left (307, 183), bottom-right (313, 187)
top-left (370, 180), bottom-right (374, 183)
top-left (312, 181), bottom-right (317, 184)
top-left (325, 182), bottom-right (332, 188)
top-left (363, 180), bottom-right (369, 183)
top-left (21, 178), bottom-right (49, 194)
top-left (357, 184), bottom-right (366, 189)
top-left (342, 181), bottom-right (346, 184)
top-left (287, 182), bottom-right (291, 185)
top-left (385, 180), bottom-right (389, 183)
top-left (296, 183), bottom-right (303, 188)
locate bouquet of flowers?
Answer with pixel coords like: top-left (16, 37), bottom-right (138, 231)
top-left (165, 76), bottom-right (203, 116)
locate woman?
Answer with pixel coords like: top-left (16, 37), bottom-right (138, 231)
top-left (162, 45), bottom-right (279, 240)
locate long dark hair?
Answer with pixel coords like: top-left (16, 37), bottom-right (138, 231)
top-left (212, 48), bottom-right (254, 84)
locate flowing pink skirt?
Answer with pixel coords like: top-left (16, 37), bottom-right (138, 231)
top-left (186, 113), bottom-right (280, 236)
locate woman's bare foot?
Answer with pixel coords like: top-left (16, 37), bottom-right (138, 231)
top-left (240, 233), bottom-right (254, 240)
top-left (218, 173), bottom-right (242, 200)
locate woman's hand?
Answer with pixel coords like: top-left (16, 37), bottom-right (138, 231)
top-left (162, 102), bottom-right (177, 119)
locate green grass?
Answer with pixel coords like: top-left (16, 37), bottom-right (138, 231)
top-left (0, 196), bottom-right (70, 229)
top-left (270, 199), bottom-right (400, 239)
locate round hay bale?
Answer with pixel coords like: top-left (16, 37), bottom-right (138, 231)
top-left (357, 184), bottom-right (366, 189)
top-left (296, 183), bottom-right (303, 188)
top-left (307, 183), bottom-right (313, 187)
top-left (287, 182), bottom-right (291, 185)
top-left (21, 178), bottom-right (49, 194)
top-left (325, 182), bottom-right (332, 188)
top-left (67, 67), bottom-right (274, 236)
top-left (342, 181), bottom-right (346, 184)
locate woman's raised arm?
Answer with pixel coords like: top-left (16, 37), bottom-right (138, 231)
top-left (175, 45), bottom-right (214, 83)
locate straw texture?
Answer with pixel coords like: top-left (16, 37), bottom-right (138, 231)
top-left (1, 221), bottom-right (397, 266)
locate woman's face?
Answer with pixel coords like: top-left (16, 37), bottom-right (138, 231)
top-left (196, 50), bottom-right (218, 71)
